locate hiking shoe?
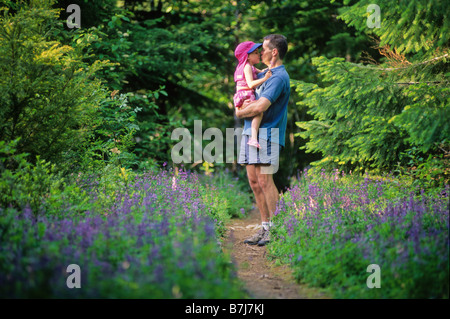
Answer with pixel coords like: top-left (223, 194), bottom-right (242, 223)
top-left (244, 228), bottom-right (266, 245)
top-left (247, 138), bottom-right (261, 149)
top-left (257, 230), bottom-right (270, 246)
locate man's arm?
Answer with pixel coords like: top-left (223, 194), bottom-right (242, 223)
top-left (235, 97), bottom-right (271, 119)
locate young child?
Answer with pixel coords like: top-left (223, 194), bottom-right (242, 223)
top-left (233, 41), bottom-right (272, 149)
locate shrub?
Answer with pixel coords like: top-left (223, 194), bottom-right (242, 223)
top-left (294, 0), bottom-right (449, 185)
top-left (0, 1), bottom-right (113, 166)
top-left (0, 139), bottom-right (62, 213)
top-left (198, 168), bottom-right (254, 219)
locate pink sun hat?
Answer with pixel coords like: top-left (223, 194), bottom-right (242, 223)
top-left (234, 41), bottom-right (262, 82)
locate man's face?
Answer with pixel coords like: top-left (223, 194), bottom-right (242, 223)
top-left (261, 40), bottom-right (274, 66)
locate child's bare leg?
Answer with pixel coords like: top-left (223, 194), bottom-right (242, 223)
top-left (248, 113), bottom-right (263, 148)
top-left (250, 113), bottom-right (263, 140)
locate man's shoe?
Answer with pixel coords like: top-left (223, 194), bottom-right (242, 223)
top-left (244, 228), bottom-right (266, 245)
top-left (257, 230), bottom-right (270, 246)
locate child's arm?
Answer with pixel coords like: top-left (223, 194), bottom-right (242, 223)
top-left (243, 64), bottom-right (272, 89)
top-left (254, 67), bottom-right (265, 74)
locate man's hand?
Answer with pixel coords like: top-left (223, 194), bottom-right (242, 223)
top-left (242, 99), bottom-right (253, 109)
top-left (235, 106), bottom-right (244, 118)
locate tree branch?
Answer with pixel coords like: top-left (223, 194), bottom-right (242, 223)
top-left (360, 53), bottom-right (449, 71)
top-left (396, 81), bottom-right (449, 86)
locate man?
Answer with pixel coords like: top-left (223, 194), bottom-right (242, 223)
top-left (235, 34), bottom-right (290, 246)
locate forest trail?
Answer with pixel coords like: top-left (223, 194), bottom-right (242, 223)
top-left (223, 207), bottom-right (330, 299)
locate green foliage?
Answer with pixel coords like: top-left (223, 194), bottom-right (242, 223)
top-left (64, 91), bottom-right (141, 172)
top-left (294, 0), bottom-right (449, 186)
top-left (393, 83), bottom-right (449, 152)
top-left (55, 0), bottom-right (119, 28)
top-left (0, 138), bottom-right (95, 215)
top-left (129, 87), bottom-right (179, 171)
top-left (338, 0), bottom-right (449, 56)
top-left (0, 139), bottom-right (58, 213)
top-left (0, 0), bottom-right (113, 165)
top-left (295, 55), bottom-right (449, 177)
top-left (295, 57), bottom-right (408, 171)
top-left (396, 147), bottom-right (450, 189)
top-left (198, 168), bottom-right (254, 220)
top-left (58, 6), bottom-right (203, 167)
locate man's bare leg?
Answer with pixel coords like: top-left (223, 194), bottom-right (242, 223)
top-left (255, 165), bottom-right (278, 220)
top-left (254, 165), bottom-right (278, 246)
top-left (246, 164), bottom-right (270, 222)
top-left (244, 164), bottom-right (279, 245)
top-left (243, 164), bottom-right (269, 245)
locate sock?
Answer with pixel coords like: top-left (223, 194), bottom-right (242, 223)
top-left (269, 221), bottom-right (274, 228)
top-left (262, 222), bottom-right (270, 231)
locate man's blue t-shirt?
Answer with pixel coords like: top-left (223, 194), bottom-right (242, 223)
top-left (242, 65), bottom-right (290, 147)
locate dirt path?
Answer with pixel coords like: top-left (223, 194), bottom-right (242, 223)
top-left (223, 207), bottom-right (330, 299)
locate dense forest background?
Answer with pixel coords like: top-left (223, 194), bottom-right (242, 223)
top-left (1, 0), bottom-right (448, 191)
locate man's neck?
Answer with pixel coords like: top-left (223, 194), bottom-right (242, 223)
top-left (268, 59), bottom-right (283, 68)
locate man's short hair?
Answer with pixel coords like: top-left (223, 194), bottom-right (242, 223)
top-left (264, 34), bottom-right (288, 60)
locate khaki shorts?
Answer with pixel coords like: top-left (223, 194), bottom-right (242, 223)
top-left (238, 135), bottom-right (281, 174)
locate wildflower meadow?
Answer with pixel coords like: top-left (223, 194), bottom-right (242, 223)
top-left (0, 167), bottom-right (252, 298)
top-left (269, 169), bottom-right (449, 298)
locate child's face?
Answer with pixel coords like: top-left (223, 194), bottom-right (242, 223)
top-left (247, 50), bottom-right (260, 64)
